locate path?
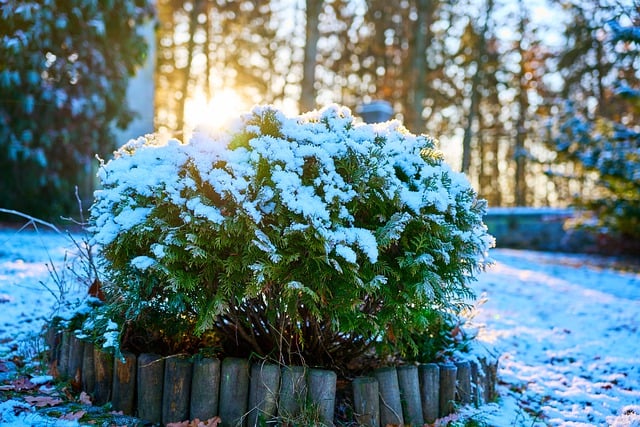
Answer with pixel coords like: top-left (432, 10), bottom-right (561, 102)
top-left (473, 249), bottom-right (640, 426)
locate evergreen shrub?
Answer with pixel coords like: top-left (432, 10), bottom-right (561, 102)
top-left (89, 105), bottom-right (494, 370)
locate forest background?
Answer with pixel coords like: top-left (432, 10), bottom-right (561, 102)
top-left (1, 0), bottom-right (638, 250)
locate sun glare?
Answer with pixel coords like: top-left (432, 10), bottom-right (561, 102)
top-left (184, 89), bottom-right (249, 138)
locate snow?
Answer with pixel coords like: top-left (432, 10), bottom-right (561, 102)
top-left (0, 227), bottom-right (86, 426)
top-left (472, 249), bottom-right (640, 426)
top-left (1, 227), bottom-right (640, 425)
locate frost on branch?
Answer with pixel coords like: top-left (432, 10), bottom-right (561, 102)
top-left (89, 104), bottom-right (494, 369)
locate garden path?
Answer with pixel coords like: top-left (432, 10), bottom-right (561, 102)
top-left (472, 249), bottom-right (640, 426)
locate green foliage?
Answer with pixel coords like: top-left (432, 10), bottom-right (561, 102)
top-left (0, 0), bottom-right (154, 220)
top-left (553, 112), bottom-right (640, 241)
top-left (551, 17), bottom-right (640, 245)
top-left (90, 105), bottom-right (493, 370)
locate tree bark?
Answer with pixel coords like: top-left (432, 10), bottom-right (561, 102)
top-left (300, 0), bottom-right (322, 112)
top-left (461, 0), bottom-right (493, 174)
top-left (410, 0), bottom-right (432, 133)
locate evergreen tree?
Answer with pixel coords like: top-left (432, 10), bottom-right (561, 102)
top-left (0, 0), bottom-right (154, 220)
top-left (551, 5), bottom-right (640, 247)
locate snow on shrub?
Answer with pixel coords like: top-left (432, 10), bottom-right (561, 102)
top-left (89, 104), bottom-right (494, 368)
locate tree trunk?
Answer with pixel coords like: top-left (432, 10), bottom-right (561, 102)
top-left (461, 0), bottom-right (493, 174)
top-left (300, 0), bottom-right (322, 112)
top-left (176, 0), bottom-right (200, 135)
top-left (410, 0), bottom-right (432, 133)
top-left (514, 6), bottom-right (528, 206)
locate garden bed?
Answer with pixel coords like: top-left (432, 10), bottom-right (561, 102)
top-left (47, 328), bottom-right (499, 426)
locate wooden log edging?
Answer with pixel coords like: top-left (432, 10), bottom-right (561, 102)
top-left (46, 329), bottom-right (499, 426)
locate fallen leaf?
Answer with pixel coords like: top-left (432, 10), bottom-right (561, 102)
top-left (24, 395), bottom-right (63, 407)
top-left (12, 377), bottom-right (37, 391)
top-left (88, 278), bottom-right (105, 301)
top-left (167, 417), bottom-right (222, 427)
top-left (79, 391), bottom-right (93, 405)
top-left (61, 410), bottom-right (86, 421)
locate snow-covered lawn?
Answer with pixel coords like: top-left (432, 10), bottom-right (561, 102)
top-left (0, 226), bottom-right (639, 426)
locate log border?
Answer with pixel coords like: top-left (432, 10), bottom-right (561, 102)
top-left (46, 329), bottom-right (499, 426)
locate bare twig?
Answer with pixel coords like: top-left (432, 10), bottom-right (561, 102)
top-left (0, 208), bottom-right (60, 233)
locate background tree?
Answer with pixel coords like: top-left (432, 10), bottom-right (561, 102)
top-left (550, 4), bottom-right (640, 247)
top-left (154, 0), bottom-right (290, 137)
top-left (0, 0), bottom-right (154, 220)
top-left (300, 0), bottom-right (322, 112)
top-left (460, 0), bottom-right (494, 175)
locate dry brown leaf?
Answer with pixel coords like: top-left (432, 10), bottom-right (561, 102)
top-left (24, 395), bottom-right (63, 407)
top-left (12, 377), bottom-right (37, 391)
top-left (79, 391), bottom-right (93, 405)
top-left (61, 410), bottom-right (86, 421)
top-left (167, 416), bottom-right (222, 427)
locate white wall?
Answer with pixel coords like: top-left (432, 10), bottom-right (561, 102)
top-left (112, 19), bottom-right (156, 146)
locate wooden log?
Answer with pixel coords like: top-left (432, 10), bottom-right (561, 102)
top-left (455, 361), bottom-right (472, 405)
top-left (137, 353), bottom-right (165, 424)
top-left (68, 335), bottom-right (84, 387)
top-left (352, 376), bottom-right (380, 427)
top-left (307, 368), bottom-right (337, 427)
top-left (373, 367), bottom-right (404, 426)
top-left (112, 351), bottom-right (137, 415)
top-left (93, 348), bottom-right (114, 406)
top-left (190, 357), bottom-right (221, 422)
top-left (469, 360), bottom-right (480, 406)
top-left (478, 356), bottom-right (498, 403)
top-left (418, 363), bottom-right (439, 424)
top-left (278, 365), bottom-right (307, 420)
top-left (218, 357), bottom-right (250, 427)
top-left (162, 356), bottom-right (193, 425)
top-left (480, 357), bottom-right (490, 403)
top-left (484, 357), bottom-right (499, 402)
top-left (396, 365), bottom-right (422, 426)
top-left (81, 341), bottom-right (95, 393)
top-left (58, 331), bottom-right (71, 379)
top-left (247, 363), bottom-right (280, 427)
top-left (44, 327), bottom-right (59, 365)
top-left (438, 363), bottom-right (457, 417)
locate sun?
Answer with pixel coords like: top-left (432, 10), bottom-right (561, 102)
top-left (184, 89), bottom-right (249, 138)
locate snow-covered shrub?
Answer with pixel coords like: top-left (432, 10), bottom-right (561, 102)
top-left (90, 105), bottom-right (493, 369)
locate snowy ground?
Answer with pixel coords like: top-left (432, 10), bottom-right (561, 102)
top-left (1, 226), bottom-right (640, 426)
top-left (470, 249), bottom-right (640, 426)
